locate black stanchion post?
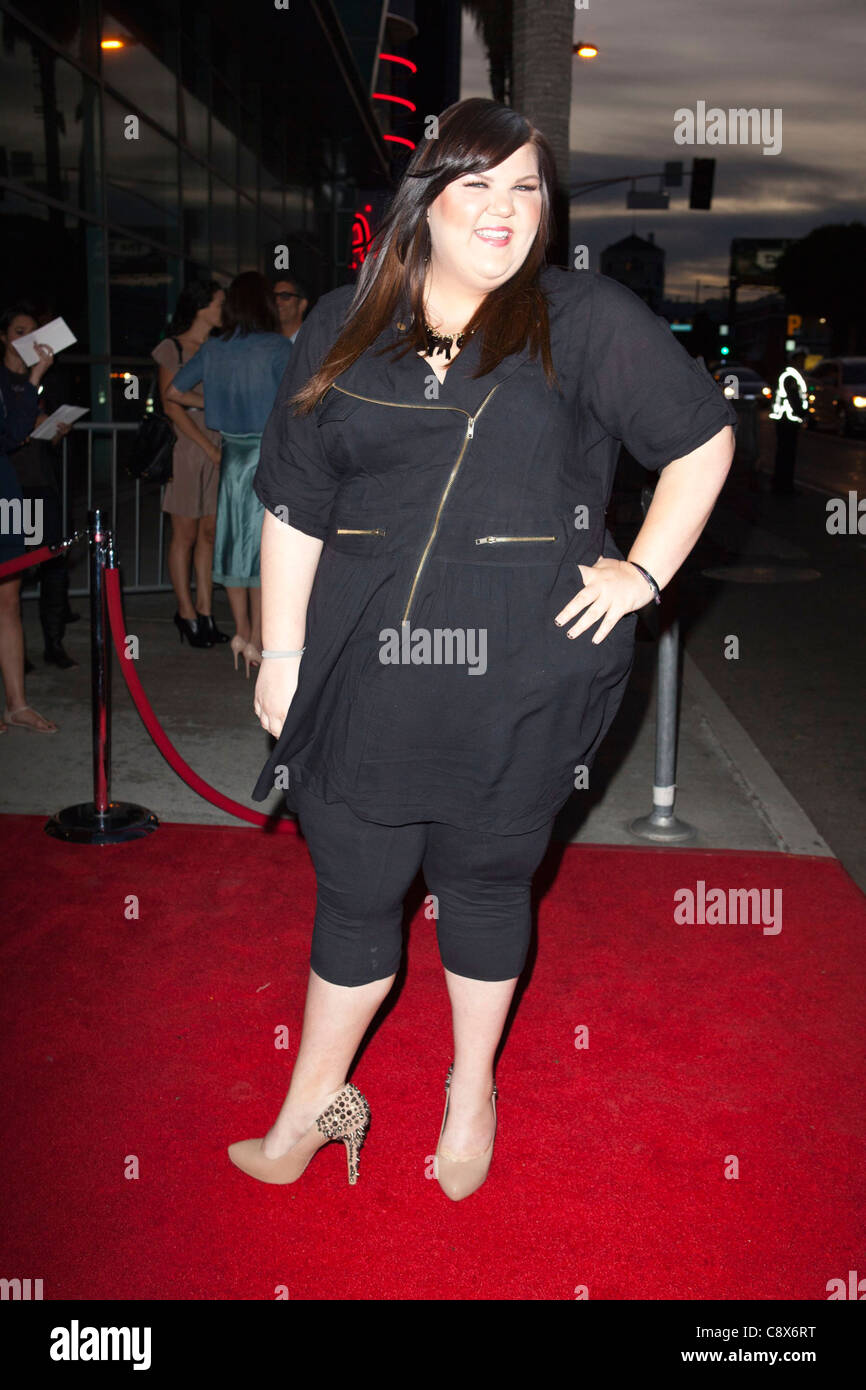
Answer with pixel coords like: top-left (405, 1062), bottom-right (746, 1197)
top-left (45, 509), bottom-right (159, 845)
top-left (629, 486), bottom-right (696, 843)
top-left (92, 507), bottom-right (110, 815)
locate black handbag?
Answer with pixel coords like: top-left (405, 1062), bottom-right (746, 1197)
top-left (127, 336), bottom-right (182, 483)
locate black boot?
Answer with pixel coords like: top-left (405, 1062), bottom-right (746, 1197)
top-left (173, 612), bottom-right (214, 647)
top-left (196, 611), bottom-right (231, 643)
top-left (44, 638), bottom-right (78, 668)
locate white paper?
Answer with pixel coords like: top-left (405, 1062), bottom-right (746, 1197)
top-left (29, 404), bottom-right (89, 441)
top-left (13, 317), bottom-right (77, 367)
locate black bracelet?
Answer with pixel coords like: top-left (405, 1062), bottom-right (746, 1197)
top-left (628, 560), bottom-right (661, 605)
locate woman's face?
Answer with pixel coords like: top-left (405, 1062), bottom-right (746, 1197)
top-left (202, 289), bottom-right (225, 329)
top-left (426, 142), bottom-right (543, 298)
top-left (2, 314), bottom-right (38, 364)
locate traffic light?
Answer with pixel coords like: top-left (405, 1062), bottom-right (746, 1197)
top-left (689, 158), bottom-right (715, 210)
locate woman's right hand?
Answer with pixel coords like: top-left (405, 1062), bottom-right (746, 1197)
top-left (253, 657), bottom-right (301, 736)
top-left (28, 342), bottom-right (54, 385)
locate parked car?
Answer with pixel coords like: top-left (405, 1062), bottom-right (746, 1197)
top-left (804, 357), bottom-right (866, 436)
top-left (708, 362), bottom-right (773, 406)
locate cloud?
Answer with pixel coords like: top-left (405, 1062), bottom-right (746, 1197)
top-left (461, 0), bottom-right (865, 290)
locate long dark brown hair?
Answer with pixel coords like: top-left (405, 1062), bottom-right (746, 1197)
top-left (291, 97), bottom-right (559, 414)
top-left (220, 271), bottom-right (279, 339)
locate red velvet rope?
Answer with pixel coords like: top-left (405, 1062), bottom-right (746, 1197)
top-left (0, 541), bottom-right (71, 578)
top-left (104, 564), bottom-right (297, 833)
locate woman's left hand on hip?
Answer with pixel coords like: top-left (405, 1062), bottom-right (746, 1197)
top-left (554, 557), bottom-right (653, 644)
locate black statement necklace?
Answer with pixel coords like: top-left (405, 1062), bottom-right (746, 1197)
top-left (422, 317), bottom-right (473, 360)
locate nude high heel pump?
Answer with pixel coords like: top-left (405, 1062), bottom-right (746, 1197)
top-left (228, 1082), bottom-right (371, 1186)
top-left (242, 641), bottom-right (261, 678)
top-left (434, 1063), bottom-right (498, 1202)
top-left (229, 634), bottom-right (246, 671)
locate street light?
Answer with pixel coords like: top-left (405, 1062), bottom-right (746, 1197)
top-left (574, 43), bottom-right (599, 59)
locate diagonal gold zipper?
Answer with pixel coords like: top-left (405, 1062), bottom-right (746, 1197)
top-left (329, 383), bottom-right (476, 418)
top-left (325, 381), bottom-right (503, 622)
top-left (399, 383), bottom-right (502, 621)
top-left (335, 528), bottom-right (386, 535)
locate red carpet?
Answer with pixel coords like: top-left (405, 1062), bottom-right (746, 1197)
top-left (2, 813), bottom-right (864, 1300)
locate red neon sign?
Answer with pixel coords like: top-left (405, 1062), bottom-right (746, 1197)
top-left (378, 52), bottom-right (417, 72)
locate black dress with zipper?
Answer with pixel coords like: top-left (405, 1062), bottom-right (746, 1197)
top-left (251, 265), bottom-right (736, 835)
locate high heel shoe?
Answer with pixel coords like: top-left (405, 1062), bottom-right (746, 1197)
top-left (434, 1063), bottom-right (498, 1201)
top-left (242, 640), bottom-right (261, 678)
top-left (228, 1081), bottom-right (371, 1186)
top-left (196, 611), bottom-right (230, 643)
top-left (229, 634), bottom-right (247, 670)
top-left (173, 611), bottom-right (213, 647)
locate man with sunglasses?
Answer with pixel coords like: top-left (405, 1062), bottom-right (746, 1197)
top-left (272, 278), bottom-right (309, 342)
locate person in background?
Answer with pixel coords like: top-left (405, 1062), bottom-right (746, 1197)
top-left (152, 280), bottom-right (227, 648)
top-left (0, 337), bottom-right (58, 732)
top-left (769, 350), bottom-right (809, 496)
top-left (167, 272), bottom-right (292, 676)
top-left (272, 276), bottom-right (309, 342)
top-left (0, 303), bottom-right (76, 668)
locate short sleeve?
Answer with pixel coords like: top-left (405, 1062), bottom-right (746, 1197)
top-left (582, 274), bottom-right (737, 471)
top-left (151, 338), bottom-right (178, 371)
top-left (253, 300), bottom-right (344, 540)
top-left (171, 342), bottom-right (206, 391)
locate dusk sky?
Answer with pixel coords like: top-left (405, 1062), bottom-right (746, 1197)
top-left (461, 0), bottom-right (865, 298)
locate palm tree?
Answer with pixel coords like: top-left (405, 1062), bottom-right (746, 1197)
top-left (462, 0), bottom-right (513, 104)
top-left (463, 0), bottom-right (573, 263)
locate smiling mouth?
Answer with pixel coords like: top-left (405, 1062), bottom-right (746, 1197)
top-left (474, 228), bottom-right (513, 244)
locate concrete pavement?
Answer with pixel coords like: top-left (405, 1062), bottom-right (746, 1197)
top-left (2, 572), bottom-right (833, 874)
top-left (5, 408), bottom-right (860, 884)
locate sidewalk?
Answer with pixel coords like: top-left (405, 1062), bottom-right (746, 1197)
top-left (1, 590), bottom-right (832, 862)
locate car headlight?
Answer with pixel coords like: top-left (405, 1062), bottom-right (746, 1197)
top-left (723, 386), bottom-right (736, 399)
top-left (852, 396), bottom-right (866, 408)
top-left (762, 387), bottom-right (772, 397)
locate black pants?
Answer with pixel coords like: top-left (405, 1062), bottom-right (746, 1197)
top-left (294, 783), bottom-right (557, 986)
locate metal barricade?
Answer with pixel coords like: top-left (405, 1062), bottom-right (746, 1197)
top-left (21, 421), bottom-right (173, 598)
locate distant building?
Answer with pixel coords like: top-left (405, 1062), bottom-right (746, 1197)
top-left (600, 233), bottom-right (665, 313)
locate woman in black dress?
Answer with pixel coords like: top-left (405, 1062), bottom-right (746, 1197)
top-left (228, 98), bottom-right (736, 1199)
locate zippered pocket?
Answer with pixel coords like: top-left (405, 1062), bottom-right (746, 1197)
top-left (475, 535), bottom-right (557, 545)
top-left (335, 527), bottom-right (386, 536)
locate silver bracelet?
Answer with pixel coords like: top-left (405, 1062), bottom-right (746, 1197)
top-left (260, 648), bottom-right (306, 658)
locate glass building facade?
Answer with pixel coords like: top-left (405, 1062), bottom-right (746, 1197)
top-left (0, 0), bottom-right (395, 424)
top-left (0, 0), bottom-right (459, 589)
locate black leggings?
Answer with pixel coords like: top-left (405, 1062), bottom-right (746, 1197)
top-left (294, 784), bottom-right (557, 987)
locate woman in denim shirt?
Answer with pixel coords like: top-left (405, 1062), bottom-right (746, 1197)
top-left (169, 272), bottom-right (292, 675)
